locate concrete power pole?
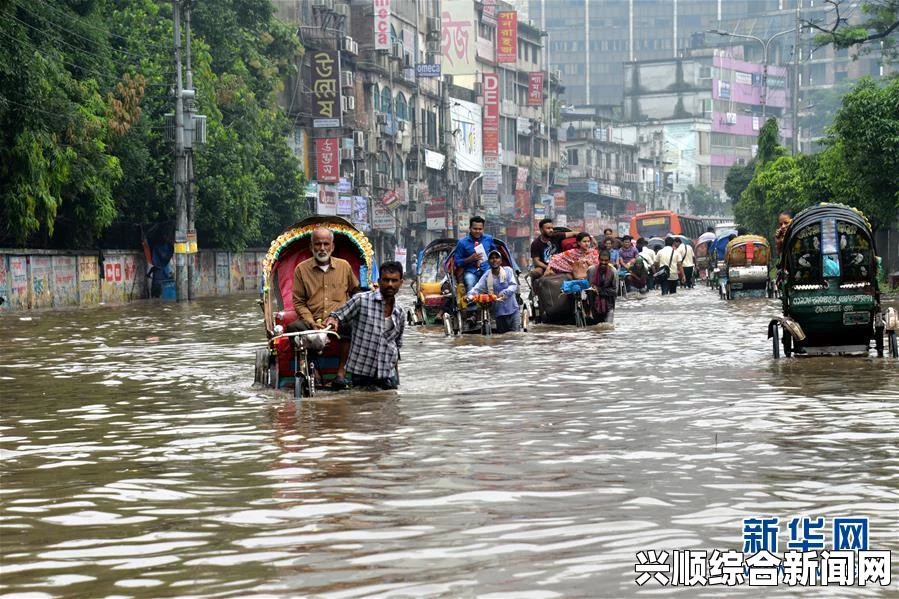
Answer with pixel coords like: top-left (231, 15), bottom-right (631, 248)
top-left (791, 1), bottom-right (801, 155)
top-left (184, 1), bottom-right (197, 299)
top-left (172, 0), bottom-right (189, 301)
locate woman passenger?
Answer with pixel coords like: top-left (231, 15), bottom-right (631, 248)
top-left (545, 232), bottom-right (598, 280)
top-left (588, 249), bottom-right (617, 323)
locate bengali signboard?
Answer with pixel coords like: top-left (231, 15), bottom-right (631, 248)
top-left (515, 189), bottom-right (531, 220)
top-left (317, 186), bottom-right (338, 215)
top-left (371, 200), bottom-right (396, 232)
top-left (315, 137), bottom-right (339, 183)
top-left (496, 11), bottom-right (517, 63)
top-left (516, 167), bottom-right (528, 191)
top-left (482, 0), bottom-right (497, 25)
top-left (312, 51), bottom-right (341, 128)
top-left (337, 195), bottom-right (352, 215)
top-left (527, 72), bottom-right (544, 106)
top-left (441, 0), bottom-right (476, 76)
top-left (374, 0), bottom-right (390, 51)
top-left (426, 197), bottom-right (447, 231)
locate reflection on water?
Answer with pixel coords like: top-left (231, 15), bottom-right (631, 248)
top-left (1, 289), bottom-right (897, 597)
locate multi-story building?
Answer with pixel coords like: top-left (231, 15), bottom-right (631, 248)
top-left (274, 0), bottom-right (567, 269)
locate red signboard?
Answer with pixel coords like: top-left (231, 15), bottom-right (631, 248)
top-left (496, 11), bottom-right (517, 63)
top-left (515, 190), bottom-right (531, 220)
top-left (315, 137), bottom-right (339, 183)
top-left (527, 72), bottom-right (545, 106)
top-left (482, 73), bottom-right (499, 154)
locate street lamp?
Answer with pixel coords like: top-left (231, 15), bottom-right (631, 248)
top-left (708, 27), bottom-right (795, 119)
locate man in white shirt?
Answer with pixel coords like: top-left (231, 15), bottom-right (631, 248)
top-left (637, 238), bottom-right (657, 290)
top-left (679, 239), bottom-right (696, 287)
top-left (654, 237), bottom-right (683, 295)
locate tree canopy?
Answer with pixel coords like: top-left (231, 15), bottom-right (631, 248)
top-left (733, 77), bottom-right (899, 240)
top-left (807, 0), bottom-right (899, 61)
top-left (0, 0), bottom-right (307, 250)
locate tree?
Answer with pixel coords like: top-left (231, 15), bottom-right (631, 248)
top-left (806, 0), bottom-right (899, 60)
top-left (819, 76), bottom-right (899, 229)
top-left (734, 119), bottom-right (791, 236)
top-left (724, 160), bottom-right (754, 204)
top-left (685, 184), bottom-right (718, 216)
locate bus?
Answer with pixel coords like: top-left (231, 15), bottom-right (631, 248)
top-left (629, 210), bottom-right (706, 240)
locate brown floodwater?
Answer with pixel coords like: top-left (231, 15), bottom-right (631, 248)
top-left (1, 286), bottom-right (897, 597)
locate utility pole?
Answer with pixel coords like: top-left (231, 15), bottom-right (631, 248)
top-left (184, 0), bottom-right (197, 299)
top-left (172, 0), bottom-right (188, 301)
top-left (791, 1), bottom-right (801, 155)
top-left (441, 77), bottom-right (457, 237)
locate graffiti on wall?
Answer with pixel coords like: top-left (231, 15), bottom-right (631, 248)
top-left (79, 255), bottom-right (99, 305)
top-left (31, 256), bottom-right (52, 310)
top-left (53, 255), bottom-right (77, 307)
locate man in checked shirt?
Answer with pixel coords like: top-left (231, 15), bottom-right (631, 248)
top-left (324, 261), bottom-right (405, 390)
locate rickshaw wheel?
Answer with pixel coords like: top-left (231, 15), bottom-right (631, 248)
top-left (772, 324), bottom-right (781, 359)
top-left (574, 302), bottom-right (587, 328)
top-left (254, 348), bottom-right (266, 385)
top-left (888, 330), bottom-right (898, 358)
top-left (521, 307), bottom-right (529, 332)
top-left (442, 313), bottom-right (453, 336)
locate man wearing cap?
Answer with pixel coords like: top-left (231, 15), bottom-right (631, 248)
top-left (464, 249), bottom-right (521, 333)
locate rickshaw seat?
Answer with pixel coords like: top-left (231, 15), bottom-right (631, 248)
top-left (420, 282), bottom-right (443, 295)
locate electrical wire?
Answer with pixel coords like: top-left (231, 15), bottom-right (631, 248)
top-left (32, 0), bottom-right (172, 53)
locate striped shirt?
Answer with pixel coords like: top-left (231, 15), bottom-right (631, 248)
top-left (331, 290), bottom-right (405, 380)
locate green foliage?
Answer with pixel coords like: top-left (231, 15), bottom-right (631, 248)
top-left (724, 160), bottom-right (754, 204)
top-left (731, 77), bottom-right (899, 245)
top-left (685, 184), bottom-right (718, 216)
top-left (0, 0), bottom-right (307, 250)
top-left (810, 0), bottom-right (899, 60)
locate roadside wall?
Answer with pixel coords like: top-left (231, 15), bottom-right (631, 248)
top-left (0, 249), bottom-right (266, 313)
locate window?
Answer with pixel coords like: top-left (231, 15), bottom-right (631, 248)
top-left (373, 84), bottom-right (380, 112)
top-left (396, 92), bottom-right (408, 121)
top-left (380, 87), bottom-right (392, 116)
top-left (568, 148), bottom-right (579, 165)
top-left (393, 154), bottom-right (404, 180)
top-left (531, 44), bottom-right (538, 64)
top-left (378, 152), bottom-right (389, 174)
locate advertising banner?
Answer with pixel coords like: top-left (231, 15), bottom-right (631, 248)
top-left (317, 186), bottom-right (338, 216)
top-left (315, 137), bottom-right (339, 183)
top-left (337, 195), bottom-right (352, 215)
top-left (374, 0), bottom-right (390, 51)
top-left (394, 247), bottom-right (407, 268)
top-left (441, 0), bottom-right (476, 76)
top-left (496, 11), bottom-right (518, 63)
top-left (482, 0), bottom-right (497, 25)
top-left (527, 71), bottom-right (544, 106)
top-left (312, 51), bottom-right (341, 127)
top-left (516, 167), bottom-right (528, 191)
top-left (352, 196), bottom-right (370, 231)
top-left (451, 98), bottom-right (483, 172)
top-left (515, 189), bottom-right (531, 220)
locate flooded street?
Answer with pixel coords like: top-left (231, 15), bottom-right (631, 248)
top-left (2, 286), bottom-right (898, 597)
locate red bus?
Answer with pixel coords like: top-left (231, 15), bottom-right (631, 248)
top-left (629, 210), bottom-right (706, 240)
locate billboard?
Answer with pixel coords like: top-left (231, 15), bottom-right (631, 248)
top-left (496, 11), bottom-right (518, 63)
top-left (374, 0), bottom-right (390, 51)
top-left (311, 51), bottom-right (341, 127)
top-left (527, 72), bottom-right (544, 106)
top-left (441, 0), bottom-right (476, 76)
top-left (315, 137), bottom-right (339, 183)
top-left (451, 98), bottom-right (483, 172)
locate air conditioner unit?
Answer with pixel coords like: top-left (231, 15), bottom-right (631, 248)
top-left (340, 148), bottom-right (353, 160)
top-left (391, 42), bottom-right (403, 60)
top-left (340, 71), bottom-right (354, 88)
top-left (351, 40), bottom-right (359, 55)
top-left (342, 36), bottom-right (357, 56)
top-left (312, 0), bottom-right (333, 9)
top-left (353, 131), bottom-right (365, 148)
top-left (359, 168), bottom-right (371, 186)
top-left (427, 16), bottom-right (441, 36)
top-left (334, 3), bottom-right (349, 17)
top-left (375, 173), bottom-right (389, 189)
top-left (374, 53), bottom-right (388, 71)
top-left (401, 134), bottom-right (412, 153)
top-left (341, 96), bottom-right (355, 112)
top-left (473, 82), bottom-right (483, 96)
